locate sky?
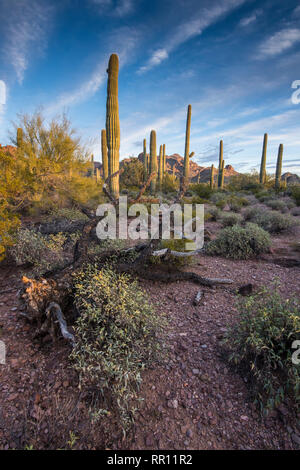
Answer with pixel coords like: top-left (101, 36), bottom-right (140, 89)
top-left (0, 0), bottom-right (300, 175)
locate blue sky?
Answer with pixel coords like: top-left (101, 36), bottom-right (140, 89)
top-left (0, 0), bottom-right (300, 174)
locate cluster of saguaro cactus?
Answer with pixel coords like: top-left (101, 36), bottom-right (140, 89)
top-left (150, 130), bottom-right (157, 193)
top-left (183, 104), bottom-right (192, 183)
top-left (101, 129), bottom-right (109, 181)
top-left (106, 53), bottom-right (120, 198)
top-left (218, 140), bottom-right (223, 188)
top-left (275, 143), bottom-right (283, 189)
top-left (210, 164), bottom-right (214, 189)
top-left (259, 133), bottom-right (268, 184)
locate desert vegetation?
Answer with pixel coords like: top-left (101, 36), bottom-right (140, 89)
top-left (0, 52), bottom-right (299, 450)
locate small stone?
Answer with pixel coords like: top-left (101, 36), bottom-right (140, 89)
top-left (192, 369), bottom-right (200, 375)
top-left (240, 415), bottom-right (249, 421)
top-left (291, 433), bottom-right (300, 446)
top-left (186, 429), bottom-right (193, 438)
top-left (167, 399), bottom-right (178, 409)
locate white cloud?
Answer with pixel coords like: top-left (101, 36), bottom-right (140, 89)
top-left (0, 80), bottom-right (6, 127)
top-left (1, 0), bottom-right (54, 84)
top-left (239, 9), bottom-right (262, 27)
top-left (293, 5), bottom-right (300, 17)
top-left (258, 28), bottom-right (300, 58)
top-left (138, 0), bottom-right (246, 73)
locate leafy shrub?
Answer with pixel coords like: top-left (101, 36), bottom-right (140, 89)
top-left (206, 223), bottom-right (271, 259)
top-left (265, 199), bottom-right (288, 213)
top-left (71, 265), bottom-right (165, 428)
top-left (219, 212), bottom-right (243, 227)
top-left (120, 158), bottom-right (145, 189)
top-left (208, 206), bottom-right (221, 221)
top-left (47, 207), bottom-right (89, 222)
top-left (222, 287), bottom-right (300, 412)
top-left (227, 195), bottom-right (249, 212)
top-left (291, 185), bottom-right (300, 206)
top-left (162, 173), bottom-right (180, 193)
top-left (244, 207), bottom-right (297, 233)
top-left (190, 183), bottom-right (213, 199)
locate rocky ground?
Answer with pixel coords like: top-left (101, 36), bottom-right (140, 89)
top-left (0, 222), bottom-right (299, 450)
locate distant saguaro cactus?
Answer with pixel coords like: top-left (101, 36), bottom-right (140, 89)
top-left (260, 133), bottom-right (268, 184)
top-left (17, 128), bottom-right (23, 148)
top-left (96, 168), bottom-right (101, 184)
top-left (150, 130), bottom-right (157, 193)
top-left (183, 104), bottom-right (192, 184)
top-left (210, 164), bottom-right (214, 189)
top-left (218, 140), bottom-right (223, 188)
top-left (143, 138), bottom-right (147, 177)
top-left (101, 129), bottom-right (109, 181)
top-left (106, 53), bottom-right (120, 198)
top-left (159, 144), bottom-right (163, 188)
top-left (163, 144), bottom-right (166, 174)
top-left (220, 160), bottom-right (225, 189)
top-left (275, 143), bottom-right (283, 190)
top-left (197, 172), bottom-right (200, 184)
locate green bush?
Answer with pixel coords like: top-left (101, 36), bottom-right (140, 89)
top-left (265, 199), bottom-right (288, 213)
top-left (190, 183), bottom-right (213, 199)
top-left (227, 195), bottom-right (249, 212)
top-left (291, 185), bottom-right (300, 206)
top-left (222, 287), bottom-right (300, 413)
top-left (47, 207), bottom-right (89, 222)
top-left (71, 265), bottom-right (166, 428)
top-left (244, 207), bottom-right (297, 233)
top-left (209, 206), bottom-right (221, 221)
top-left (10, 229), bottom-right (67, 275)
top-left (206, 223), bottom-right (271, 259)
top-left (162, 173), bottom-right (180, 193)
top-left (219, 212), bottom-right (243, 227)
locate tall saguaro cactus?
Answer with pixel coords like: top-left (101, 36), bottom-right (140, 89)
top-left (150, 130), bottom-right (157, 193)
top-left (183, 104), bottom-right (192, 184)
top-left (163, 144), bottom-right (166, 175)
top-left (106, 53), bottom-right (120, 198)
top-left (159, 144), bottom-right (163, 189)
top-left (17, 128), bottom-right (23, 148)
top-left (218, 140), bottom-right (223, 188)
top-left (260, 133), bottom-right (268, 184)
top-left (275, 143), bottom-right (283, 190)
top-left (210, 164), bottom-right (215, 189)
top-left (101, 129), bottom-right (109, 181)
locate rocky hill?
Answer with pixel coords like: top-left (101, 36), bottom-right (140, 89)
top-left (282, 172), bottom-right (300, 184)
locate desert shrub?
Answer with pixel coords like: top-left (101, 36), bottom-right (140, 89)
top-left (71, 265), bottom-right (165, 428)
top-left (162, 173), bottom-right (180, 193)
top-left (190, 183), bottom-right (213, 199)
top-left (291, 206), bottom-right (300, 217)
top-left (222, 287), bottom-right (300, 412)
top-left (265, 199), bottom-right (288, 213)
top-left (10, 229), bottom-right (67, 275)
top-left (206, 223), bottom-right (271, 259)
top-left (208, 206), bottom-right (221, 221)
top-left (219, 212), bottom-right (243, 227)
top-left (244, 207), bottom-right (297, 233)
top-left (120, 158), bottom-right (144, 189)
top-left (291, 185), bottom-right (300, 206)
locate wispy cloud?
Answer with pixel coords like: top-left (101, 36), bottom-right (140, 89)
top-left (239, 9), bottom-right (262, 27)
top-left (91, 0), bottom-right (135, 17)
top-left (0, 80), bottom-right (6, 124)
top-left (0, 0), bottom-right (54, 84)
top-left (258, 28), bottom-right (300, 58)
top-left (138, 0), bottom-right (246, 73)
